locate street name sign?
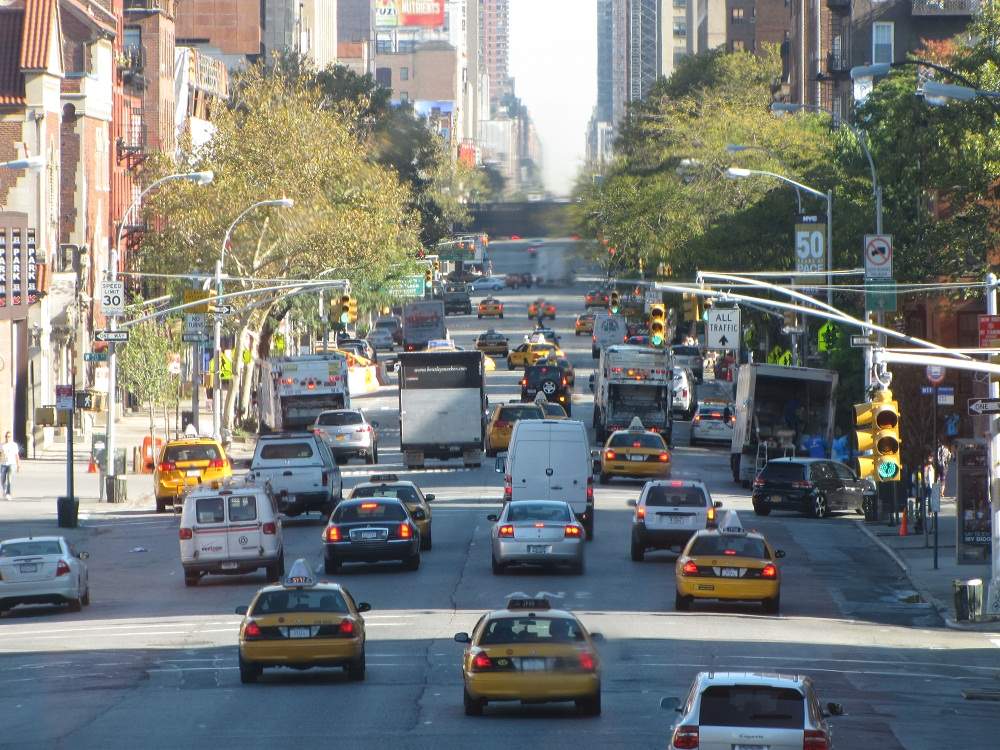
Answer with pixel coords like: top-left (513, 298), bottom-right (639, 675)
top-left (182, 332), bottom-right (209, 344)
top-left (84, 352), bottom-right (108, 363)
top-left (212, 304), bottom-right (235, 315)
top-left (387, 275), bottom-right (426, 298)
top-left (968, 398), bottom-right (1000, 416)
top-left (706, 307), bottom-right (740, 350)
top-left (863, 234), bottom-right (893, 279)
top-left (978, 314), bottom-right (1000, 348)
top-left (850, 335), bottom-right (873, 348)
top-left (100, 281), bottom-right (125, 317)
top-left (936, 386), bottom-right (955, 406)
top-left (95, 330), bottom-right (128, 343)
top-left (56, 385), bottom-right (74, 412)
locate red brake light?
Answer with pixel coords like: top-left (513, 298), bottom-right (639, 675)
top-left (399, 523), bottom-right (412, 539)
top-left (586, 477), bottom-right (593, 500)
top-left (803, 729), bottom-right (830, 750)
top-left (681, 560), bottom-right (699, 576)
top-left (753, 478), bottom-right (765, 488)
top-left (503, 474), bottom-right (512, 501)
top-left (672, 725), bottom-right (699, 749)
top-left (495, 419), bottom-right (510, 430)
top-left (605, 450), bottom-right (616, 460)
top-left (325, 526), bottom-right (342, 542)
top-left (670, 480), bottom-right (683, 487)
top-left (356, 425), bottom-right (371, 433)
top-left (564, 524), bottom-right (582, 537)
top-left (179, 528), bottom-right (193, 540)
top-left (262, 522), bottom-right (276, 535)
top-left (658, 452), bottom-right (670, 463)
top-left (471, 652), bottom-right (492, 671)
top-left (360, 502), bottom-right (379, 510)
top-left (158, 461), bottom-right (177, 472)
top-left (56, 560), bottom-right (71, 577)
top-left (498, 524), bottom-right (515, 538)
top-left (534, 522), bottom-right (545, 528)
top-left (636, 506), bottom-right (646, 520)
top-left (244, 621), bottom-right (262, 639)
top-left (578, 652), bottom-right (596, 671)
top-left (761, 563), bottom-right (778, 579)
top-left (338, 619), bottom-right (355, 636)
top-left (208, 458), bottom-right (225, 469)
top-left (521, 379), bottom-right (527, 386)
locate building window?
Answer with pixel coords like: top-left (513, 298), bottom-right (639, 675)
top-left (400, 91), bottom-right (409, 102)
top-left (674, 0), bottom-right (687, 6)
top-left (731, 7), bottom-right (745, 23)
top-left (398, 39), bottom-right (416, 53)
top-left (400, 66), bottom-right (409, 81)
top-left (123, 26), bottom-right (141, 54)
top-left (873, 22), bottom-right (894, 65)
top-left (674, 21), bottom-right (687, 37)
top-left (375, 35), bottom-right (392, 54)
top-left (732, 39), bottom-right (745, 51)
top-left (375, 67), bottom-right (392, 88)
top-left (673, 51), bottom-right (687, 66)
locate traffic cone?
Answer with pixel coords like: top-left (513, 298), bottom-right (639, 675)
top-left (87, 455), bottom-right (97, 474)
top-left (899, 507), bottom-right (908, 536)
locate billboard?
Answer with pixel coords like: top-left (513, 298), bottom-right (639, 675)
top-left (374, 0), bottom-right (446, 29)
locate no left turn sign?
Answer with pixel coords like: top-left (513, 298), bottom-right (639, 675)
top-left (864, 234), bottom-right (892, 279)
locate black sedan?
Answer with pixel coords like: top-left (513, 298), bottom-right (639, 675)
top-left (752, 458), bottom-right (874, 519)
top-left (322, 498), bottom-right (421, 573)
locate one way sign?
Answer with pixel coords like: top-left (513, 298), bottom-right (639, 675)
top-left (968, 398), bottom-right (1000, 416)
top-left (706, 306), bottom-right (741, 351)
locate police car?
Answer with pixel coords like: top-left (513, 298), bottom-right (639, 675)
top-left (454, 595), bottom-right (603, 716)
top-left (234, 559), bottom-right (370, 683)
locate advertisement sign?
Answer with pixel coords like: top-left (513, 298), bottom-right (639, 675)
top-left (794, 215), bottom-right (826, 275)
top-left (374, 0), bottom-right (445, 29)
top-left (706, 307), bottom-right (740, 350)
top-left (955, 439), bottom-right (991, 563)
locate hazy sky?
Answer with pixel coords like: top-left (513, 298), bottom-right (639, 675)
top-left (509, 0), bottom-right (597, 196)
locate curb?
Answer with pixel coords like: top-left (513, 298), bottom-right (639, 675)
top-left (853, 520), bottom-right (1000, 633)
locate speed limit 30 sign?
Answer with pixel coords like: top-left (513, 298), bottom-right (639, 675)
top-left (101, 281), bottom-right (125, 316)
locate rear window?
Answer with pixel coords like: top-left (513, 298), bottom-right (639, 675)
top-left (525, 366), bottom-right (562, 385)
top-left (498, 405), bottom-right (543, 422)
top-left (259, 442), bottom-right (315, 460)
top-left (375, 320), bottom-right (399, 330)
top-left (251, 589), bottom-right (349, 615)
top-left (228, 496), bottom-right (257, 522)
top-left (609, 433), bottom-right (665, 449)
top-left (507, 503), bottom-right (573, 522)
top-left (0, 540), bottom-right (63, 556)
top-left (673, 346), bottom-right (700, 357)
top-left (644, 485), bottom-right (706, 507)
top-left (165, 444), bottom-right (220, 462)
top-left (481, 617), bottom-right (585, 645)
top-left (335, 502), bottom-right (407, 523)
top-left (351, 485), bottom-right (420, 504)
top-left (316, 411), bottom-right (363, 426)
top-left (689, 535), bottom-right (768, 558)
top-left (540, 403), bottom-right (567, 418)
top-left (195, 497), bottom-right (225, 524)
top-left (698, 685), bottom-right (804, 729)
top-left (698, 408), bottom-right (729, 421)
top-left (760, 462), bottom-right (807, 481)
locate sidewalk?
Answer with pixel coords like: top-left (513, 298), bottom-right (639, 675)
top-left (856, 500), bottom-right (998, 632)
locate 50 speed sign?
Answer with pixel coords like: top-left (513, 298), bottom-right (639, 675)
top-left (101, 281), bottom-right (125, 316)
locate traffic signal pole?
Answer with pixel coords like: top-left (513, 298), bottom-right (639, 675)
top-left (988, 273), bottom-right (1000, 615)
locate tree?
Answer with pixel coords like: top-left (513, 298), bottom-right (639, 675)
top-left (117, 320), bottom-right (175, 451)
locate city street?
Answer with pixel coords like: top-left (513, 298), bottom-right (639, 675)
top-left (1, 243), bottom-right (998, 750)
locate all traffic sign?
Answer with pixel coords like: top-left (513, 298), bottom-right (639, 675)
top-left (968, 398), bottom-right (1000, 415)
top-left (863, 234), bottom-right (892, 279)
top-left (95, 330), bottom-right (129, 343)
top-left (706, 306), bottom-right (741, 350)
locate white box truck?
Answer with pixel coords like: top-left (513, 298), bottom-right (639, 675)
top-left (592, 345), bottom-right (674, 445)
top-left (591, 311), bottom-right (627, 358)
top-left (257, 353), bottom-right (350, 432)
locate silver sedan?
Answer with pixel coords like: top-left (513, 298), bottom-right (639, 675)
top-left (0, 536), bottom-right (90, 614)
top-left (488, 500), bottom-right (585, 575)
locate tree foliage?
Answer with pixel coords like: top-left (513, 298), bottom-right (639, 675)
top-left (117, 320), bottom-right (175, 441)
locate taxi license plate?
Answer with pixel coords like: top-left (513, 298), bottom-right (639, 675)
top-left (734, 745), bottom-right (769, 750)
top-left (721, 568), bottom-right (739, 578)
top-left (629, 455), bottom-right (646, 462)
top-left (186, 469), bottom-right (201, 477)
top-left (19, 563), bottom-right (37, 573)
top-left (520, 658), bottom-right (546, 671)
top-left (527, 545), bottom-right (549, 554)
top-left (289, 627), bottom-right (312, 639)
top-left (221, 561), bottom-right (239, 570)
top-left (336, 434), bottom-right (346, 441)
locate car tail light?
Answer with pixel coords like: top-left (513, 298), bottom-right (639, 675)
top-left (658, 452), bottom-right (670, 463)
top-left (498, 524), bottom-right (515, 538)
top-left (504, 474), bottom-right (512, 502)
top-left (399, 523), bottom-right (412, 539)
top-left (208, 458), bottom-right (225, 469)
top-left (325, 526), bottom-right (342, 542)
top-left (262, 522), bottom-right (276, 535)
top-left (179, 528), bottom-right (193, 540)
top-left (792, 481), bottom-right (813, 489)
top-left (360, 502), bottom-right (379, 510)
top-left (338, 619), bottom-right (355, 636)
top-left (471, 652), bottom-right (493, 672)
top-left (681, 560), bottom-right (699, 576)
top-left (521, 379), bottom-right (527, 386)
top-left (636, 506), bottom-right (646, 520)
top-left (692, 415), bottom-right (700, 424)
top-left (753, 478), bottom-right (765, 488)
top-left (761, 563), bottom-right (778, 579)
top-left (244, 621), bottom-right (262, 640)
top-left (158, 461), bottom-right (177, 472)
top-left (706, 506), bottom-right (716, 524)
top-left (605, 450), bottom-right (616, 460)
top-left (803, 730), bottom-right (829, 750)
top-left (56, 560), bottom-right (71, 577)
top-left (357, 424), bottom-right (372, 433)
top-left (672, 725), bottom-right (699, 749)
top-left (564, 524), bottom-right (582, 538)
top-left (495, 420), bottom-right (510, 430)
top-left (586, 477), bottom-right (594, 500)
top-left (562, 377), bottom-right (568, 386)
top-left (578, 652), bottom-right (596, 671)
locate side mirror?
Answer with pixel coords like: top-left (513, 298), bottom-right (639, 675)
top-left (371, 421), bottom-right (380, 429)
top-left (627, 499), bottom-right (637, 507)
top-left (234, 605), bottom-right (248, 616)
top-left (714, 501), bottom-right (723, 509)
top-left (357, 602), bottom-right (372, 613)
top-left (660, 696), bottom-right (681, 712)
top-left (487, 514), bottom-right (499, 522)
top-left (826, 702), bottom-right (844, 717)
top-left (411, 509), bottom-right (426, 520)
top-left (424, 494), bottom-right (435, 502)
top-left (78, 551), bottom-right (90, 560)
top-left (454, 632), bottom-right (471, 643)
top-left (589, 632), bottom-right (605, 642)
top-left (775, 549), bottom-right (786, 559)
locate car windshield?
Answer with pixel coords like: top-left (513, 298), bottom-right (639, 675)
top-left (644, 485), bottom-right (706, 507)
top-left (352, 485), bottom-right (420, 504)
top-left (251, 589), bottom-right (350, 615)
top-left (760, 463), bottom-right (807, 481)
top-left (506, 503), bottom-right (573, 522)
top-left (316, 411), bottom-right (363, 426)
top-left (541, 403), bottom-right (567, 418)
top-left (164, 444), bottom-right (220, 462)
top-left (498, 406), bottom-right (543, 422)
top-left (335, 502), bottom-right (407, 523)
top-left (480, 617), bottom-right (585, 645)
top-left (698, 685), bottom-right (804, 729)
top-left (690, 535), bottom-right (768, 558)
top-left (0, 540), bottom-right (63, 556)
top-left (609, 433), bottom-right (664, 449)
top-left (259, 442), bottom-right (315, 460)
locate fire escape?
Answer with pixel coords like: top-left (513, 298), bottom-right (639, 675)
top-left (117, 38), bottom-right (148, 284)
top-left (820, 0), bottom-right (852, 120)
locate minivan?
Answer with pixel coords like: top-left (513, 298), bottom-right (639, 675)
top-left (498, 419), bottom-right (594, 539)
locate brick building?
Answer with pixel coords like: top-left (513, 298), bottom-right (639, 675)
top-left (174, 0), bottom-right (263, 67)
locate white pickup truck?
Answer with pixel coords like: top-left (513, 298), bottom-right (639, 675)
top-left (247, 433), bottom-right (343, 517)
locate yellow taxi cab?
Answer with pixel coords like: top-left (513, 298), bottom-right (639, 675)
top-left (476, 330), bottom-right (510, 356)
top-left (454, 596), bottom-right (602, 716)
top-left (536, 396), bottom-right (568, 419)
top-left (485, 402), bottom-right (545, 455)
top-left (674, 524), bottom-right (785, 614)
top-left (506, 342), bottom-right (557, 369)
top-left (349, 474), bottom-right (435, 550)
top-left (527, 299), bottom-right (557, 320)
top-left (598, 418), bottom-right (671, 483)
top-left (235, 558), bottom-right (371, 683)
top-left (478, 297), bottom-right (504, 318)
top-left (154, 438), bottom-right (232, 512)
top-left (574, 313), bottom-right (595, 336)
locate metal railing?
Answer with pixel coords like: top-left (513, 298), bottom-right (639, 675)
top-left (911, 0), bottom-right (980, 15)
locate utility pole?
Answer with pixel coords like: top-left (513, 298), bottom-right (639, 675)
top-left (987, 273), bottom-right (1000, 615)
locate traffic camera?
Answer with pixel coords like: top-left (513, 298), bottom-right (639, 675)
top-left (854, 389), bottom-right (901, 481)
top-left (609, 291), bottom-right (621, 314)
top-left (648, 303), bottom-right (666, 347)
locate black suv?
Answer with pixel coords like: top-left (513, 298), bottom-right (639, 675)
top-left (752, 458), bottom-right (874, 518)
top-left (444, 288), bottom-right (473, 315)
top-left (520, 364), bottom-right (572, 416)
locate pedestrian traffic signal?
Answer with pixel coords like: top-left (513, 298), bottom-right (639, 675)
top-left (854, 389), bottom-right (901, 481)
top-left (648, 303), bottom-right (666, 347)
top-left (339, 294), bottom-right (352, 326)
top-left (609, 291), bottom-right (621, 314)
top-left (682, 293), bottom-right (701, 323)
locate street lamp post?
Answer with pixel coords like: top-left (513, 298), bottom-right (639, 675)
top-left (106, 171), bottom-right (213, 488)
top-left (0, 156), bottom-right (45, 171)
top-left (212, 198), bottom-right (294, 441)
top-left (725, 144), bottom-right (804, 213)
top-left (851, 61), bottom-right (1000, 116)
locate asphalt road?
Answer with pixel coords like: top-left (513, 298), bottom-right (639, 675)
top-left (2, 241), bottom-right (999, 749)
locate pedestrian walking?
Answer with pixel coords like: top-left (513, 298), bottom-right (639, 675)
top-left (1, 431), bottom-right (22, 500)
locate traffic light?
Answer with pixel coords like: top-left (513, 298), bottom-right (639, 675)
top-left (433, 259), bottom-right (441, 271)
top-left (609, 291), bottom-right (621, 314)
top-left (682, 293), bottom-right (701, 323)
top-left (854, 389), bottom-right (901, 481)
top-left (329, 297), bottom-right (343, 326)
top-left (347, 296), bottom-right (358, 324)
top-left (424, 268), bottom-right (433, 286)
top-left (338, 294), bottom-right (352, 326)
top-left (648, 303), bottom-right (666, 347)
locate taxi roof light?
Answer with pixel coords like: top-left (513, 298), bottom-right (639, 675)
top-left (370, 474), bottom-right (399, 483)
top-left (505, 594), bottom-right (552, 611)
top-left (284, 558), bottom-right (317, 587)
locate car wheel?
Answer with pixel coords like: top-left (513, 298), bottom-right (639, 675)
top-left (464, 689), bottom-right (485, 716)
top-left (365, 451), bottom-right (375, 465)
top-left (674, 592), bottom-right (692, 611)
top-left (324, 556), bottom-right (341, 574)
top-left (598, 472), bottom-right (609, 485)
top-left (499, 313), bottom-right (504, 319)
top-left (155, 496), bottom-right (167, 513)
top-left (81, 586), bottom-right (90, 606)
top-left (478, 314), bottom-right (482, 319)
top-left (347, 649), bottom-right (366, 681)
top-left (506, 358), bottom-right (513, 370)
top-left (752, 500), bottom-right (771, 516)
top-left (811, 494), bottom-right (829, 519)
top-left (239, 655), bottom-right (262, 684)
top-left (763, 594), bottom-right (781, 615)
top-left (404, 553), bottom-right (421, 571)
top-left (630, 533), bottom-right (645, 562)
top-left (421, 530), bottom-right (433, 551)
top-left (583, 516), bottom-right (594, 541)
top-left (491, 555), bottom-right (505, 575)
top-left (575, 331), bottom-right (580, 336)
top-left (572, 559), bottom-right (585, 575)
top-left (689, 436), bottom-right (697, 447)
top-left (265, 560), bottom-right (282, 582)
top-left (577, 690), bottom-right (601, 717)
top-left (67, 596), bottom-right (82, 613)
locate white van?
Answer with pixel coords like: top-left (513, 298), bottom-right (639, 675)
top-left (178, 479), bottom-right (284, 587)
top-left (500, 419), bottom-right (595, 539)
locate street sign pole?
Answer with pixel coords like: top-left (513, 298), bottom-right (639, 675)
top-left (105, 250), bottom-right (119, 488)
top-left (987, 272), bottom-right (1000, 615)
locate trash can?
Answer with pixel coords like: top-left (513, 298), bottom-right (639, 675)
top-left (104, 476), bottom-right (128, 504)
top-left (953, 578), bottom-right (985, 622)
top-left (57, 496), bottom-right (79, 528)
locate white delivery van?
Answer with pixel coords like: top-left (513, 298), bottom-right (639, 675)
top-left (501, 419), bottom-right (595, 539)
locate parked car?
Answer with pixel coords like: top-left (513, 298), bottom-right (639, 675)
top-left (471, 275), bottom-right (505, 292)
top-left (0, 536), bottom-right (90, 613)
top-left (752, 457), bottom-right (874, 518)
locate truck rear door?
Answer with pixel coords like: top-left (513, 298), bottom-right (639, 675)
top-left (511, 429), bottom-right (552, 500)
top-left (192, 495), bottom-right (228, 563)
top-left (224, 494), bottom-right (262, 564)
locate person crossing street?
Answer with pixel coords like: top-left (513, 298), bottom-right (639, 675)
top-left (1, 431), bottom-right (22, 500)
